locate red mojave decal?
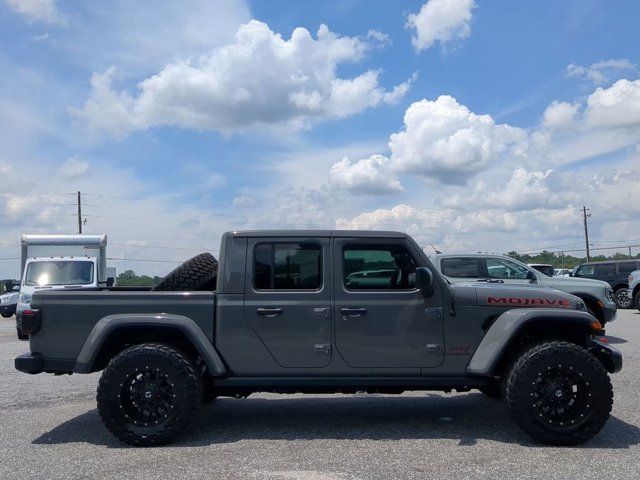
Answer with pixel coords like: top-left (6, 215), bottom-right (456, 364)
top-left (486, 297), bottom-right (572, 308)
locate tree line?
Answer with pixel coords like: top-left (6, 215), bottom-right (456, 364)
top-left (506, 250), bottom-right (640, 269)
top-left (116, 270), bottom-right (164, 287)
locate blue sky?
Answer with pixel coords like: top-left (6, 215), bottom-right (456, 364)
top-left (1, 0), bottom-right (639, 277)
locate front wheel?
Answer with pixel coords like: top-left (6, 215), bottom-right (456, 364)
top-left (504, 341), bottom-right (613, 445)
top-left (614, 287), bottom-right (631, 309)
top-left (97, 343), bottom-right (202, 446)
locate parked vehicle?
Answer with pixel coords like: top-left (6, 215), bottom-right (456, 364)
top-left (528, 263), bottom-right (555, 277)
top-left (433, 253), bottom-right (616, 325)
top-left (554, 268), bottom-right (573, 277)
top-left (572, 259), bottom-right (640, 309)
top-left (627, 270), bottom-right (640, 311)
top-left (16, 230), bottom-right (620, 447)
top-left (17, 234), bottom-right (115, 317)
top-left (0, 285), bottom-right (19, 317)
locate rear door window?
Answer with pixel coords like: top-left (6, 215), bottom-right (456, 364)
top-left (594, 263), bottom-right (616, 276)
top-left (254, 243), bottom-right (322, 290)
top-left (440, 257), bottom-right (481, 278)
top-left (618, 261), bottom-right (637, 274)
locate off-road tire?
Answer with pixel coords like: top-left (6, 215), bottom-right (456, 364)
top-left (153, 253), bottom-right (218, 292)
top-left (97, 343), bottom-right (202, 446)
top-left (614, 287), bottom-right (631, 309)
top-left (1, 312), bottom-right (13, 318)
top-left (634, 290), bottom-right (640, 312)
top-left (504, 341), bottom-right (612, 445)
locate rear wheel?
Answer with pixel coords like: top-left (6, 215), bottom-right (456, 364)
top-left (504, 341), bottom-right (612, 445)
top-left (97, 343), bottom-right (202, 446)
top-left (614, 287), bottom-right (631, 309)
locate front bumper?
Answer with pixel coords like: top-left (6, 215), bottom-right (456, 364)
top-left (15, 352), bottom-right (44, 374)
top-left (602, 298), bottom-right (617, 323)
top-left (590, 338), bottom-right (622, 373)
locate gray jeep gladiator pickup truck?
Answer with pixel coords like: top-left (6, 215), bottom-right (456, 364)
top-left (15, 230), bottom-right (621, 446)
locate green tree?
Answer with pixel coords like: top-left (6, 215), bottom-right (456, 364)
top-left (116, 270), bottom-right (163, 286)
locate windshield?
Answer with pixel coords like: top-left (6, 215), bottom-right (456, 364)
top-left (531, 265), bottom-right (555, 277)
top-left (24, 261), bottom-right (94, 286)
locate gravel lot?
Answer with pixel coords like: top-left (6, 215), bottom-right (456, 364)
top-left (1, 310), bottom-right (638, 480)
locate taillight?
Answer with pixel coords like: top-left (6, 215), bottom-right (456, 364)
top-left (18, 309), bottom-right (42, 336)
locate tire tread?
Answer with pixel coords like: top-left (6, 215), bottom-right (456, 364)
top-left (503, 340), bottom-right (612, 445)
top-left (97, 343), bottom-right (202, 446)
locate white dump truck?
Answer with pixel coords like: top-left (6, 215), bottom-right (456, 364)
top-left (17, 235), bottom-right (115, 319)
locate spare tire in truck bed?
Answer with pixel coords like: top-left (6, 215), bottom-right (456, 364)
top-left (153, 252), bottom-right (218, 291)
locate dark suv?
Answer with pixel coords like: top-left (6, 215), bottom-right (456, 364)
top-left (573, 260), bottom-right (640, 308)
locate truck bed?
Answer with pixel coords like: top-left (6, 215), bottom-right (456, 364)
top-left (29, 290), bottom-right (215, 372)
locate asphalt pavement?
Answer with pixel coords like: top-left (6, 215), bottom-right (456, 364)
top-left (1, 310), bottom-right (639, 480)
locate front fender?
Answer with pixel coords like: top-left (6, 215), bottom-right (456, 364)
top-left (466, 308), bottom-right (598, 377)
top-left (73, 313), bottom-right (226, 376)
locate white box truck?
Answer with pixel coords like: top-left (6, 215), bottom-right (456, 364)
top-left (17, 235), bottom-right (114, 319)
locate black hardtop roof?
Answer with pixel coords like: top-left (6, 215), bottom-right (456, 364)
top-left (227, 230), bottom-right (407, 239)
top-left (581, 259), bottom-right (640, 265)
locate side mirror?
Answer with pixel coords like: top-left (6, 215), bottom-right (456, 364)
top-left (526, 270), bottom-right (537, 282)
top-left (415, 267), bottom-right (434, 295)
top-left (106, 277), bottom-right (115, 287)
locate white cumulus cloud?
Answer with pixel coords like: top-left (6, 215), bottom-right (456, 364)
top-left (406, 0), bottom-right (476, 52)
top-left (59, 157), bottom-right (90, 179)
top-left (73, 21), bottom-right (412, 136)
top-left (389, 96), bottom-right (526, 183)
top-left (3, 0), bottom-right (66, 25)
top-left (585, 78), bottom-right (640, 129)
top-left (566, 59), bottom-right (636, 85)
top-left (542, 101), bottom-right (580, 130)
top-left (328, 95), bottom-right (526, 193)
top-left (329, 155), bottom-right (403, 195)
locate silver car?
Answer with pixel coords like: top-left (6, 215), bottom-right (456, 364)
top-left (432, 253), bottom-right (616, 324)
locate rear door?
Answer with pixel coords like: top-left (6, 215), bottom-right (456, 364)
top-left (439, 256), bottom-right (483, 283)
top-left (243, 237), bottom-right (331, 368)
top-left (593, 263), bottom-right (617, 287)
top-left (617, 261), bottom-right (638, 283)
top-left (333, 238), bottom-right (444, 369)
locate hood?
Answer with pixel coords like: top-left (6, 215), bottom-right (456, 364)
top-left (450, 281), bottom-right (583, 310)
top-left (0, 292), bottom-right (19, 304)
top-left (541, 275), bottom-right (610, 290)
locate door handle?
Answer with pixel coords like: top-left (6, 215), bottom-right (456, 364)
top-left (256, 307), bottom-right (283, 317)
top-left (341, 307), bottom-right (367, 317)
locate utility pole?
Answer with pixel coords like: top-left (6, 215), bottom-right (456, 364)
top-left (629, 246), bottom-right (633, 259)
top-left (77, 191), bottom-right (82, 234)
top-left (582, 205), bottom-right (591, 262)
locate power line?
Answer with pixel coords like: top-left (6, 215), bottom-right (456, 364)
top-left (107, 257), bottom-right (183, 264)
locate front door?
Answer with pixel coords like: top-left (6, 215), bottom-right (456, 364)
top-left (243, 237), bottom-right (331, 368)
top-left (483, 257), bottom-right (534, 285)
top-left (333, 238), bottom-right (444, 368)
